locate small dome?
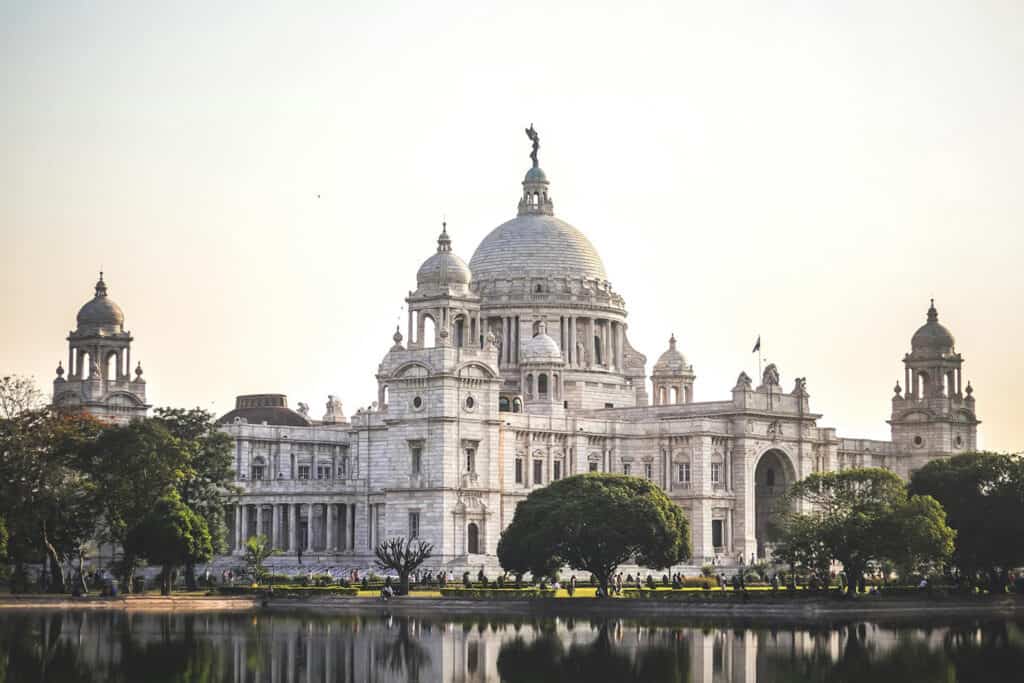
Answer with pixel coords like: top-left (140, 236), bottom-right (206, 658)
top-left (652, 334), bottom-right (692, 376)
top-left (417, 224), bottom-right (472, 289)
top-left (76, 274), bottom-right (125, 331)
top-left (524, 166), bottom-right (548, 183)
top-left (522, 333), bottom-right (563, 364)
top-left (911, 300), bottom-right (955, 354)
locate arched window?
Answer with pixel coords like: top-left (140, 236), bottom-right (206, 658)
top-left (594, 336), bottom-right (603, 365)
top-left (658, 386), bottom-right (667, 405)
top-left (552, 373), bottom-right (559, 399)
top-left (512, 397), bottom-right (523, 413)
top-left (525, 374), bottom-right (534, 399)
top-left (916, 371), bottom-right (928, 399)
top-left (946, 372), bottom-right (956, 397)
top-left (422, 314), bottom-right (436, 348)
top-left (80, 351), bottom-right (91, 379)
top-left (382, 385), bottom-right (390, 406)
top-left (467, 523), bottom-right (479, 554)
top-left (106, 351), bottom-right (119, 380)
top-left (670, 387), bottom-right (679, 404)
top-left (538, 373), bottom-right (548, 397)
top-left (454, 316), bottom-right (466, 347)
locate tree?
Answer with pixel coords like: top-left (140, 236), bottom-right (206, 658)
top-left (910, 452), bottom-right (1024, 590)
top-left (152, 407), bottom-right (237, 590)
top-left (80, 419), bottom-right (184, 589)
top-left (127, 493), bottom-right (212, 595)
top-left (497, 473), bottom-right (690, 598)
top-left (374, 537), bottom-right (434, 595)
top-left (0, 374), bottom-right (44, 419)
top-left (779, 468), bottom-right (954, 594)
top-left (0, 407), bottom-right (103, 592)
top-left (243, 535), bottom-right (276, 585)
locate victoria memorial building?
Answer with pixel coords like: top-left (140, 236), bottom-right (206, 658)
top-left (52, 133), bottom-right (981, 573)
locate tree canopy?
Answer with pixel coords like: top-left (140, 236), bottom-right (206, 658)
top-left (128, 493), bottom-right (213, 594)
top-left (777, 467), bottom-right (954, 593)
top-left (497, 473), bottom-right (690, 596)
top-left (375, 537), bottom-right (433, 595)
top-left (910, 452), bottom-right (1024, 587)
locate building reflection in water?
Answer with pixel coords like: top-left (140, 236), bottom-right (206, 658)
top-left (0, 610), bottom-right (1022, 682)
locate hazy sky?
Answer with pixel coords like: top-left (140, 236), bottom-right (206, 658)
top-left (2, 1), bottom-right (1022, 452)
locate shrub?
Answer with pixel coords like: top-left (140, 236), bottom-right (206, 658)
top-left (439, 588), bottom-right (556, 600)
top-left (701, 564), bottom-right (714, 578)
top-left (218, 586), bottom-right (358, 597)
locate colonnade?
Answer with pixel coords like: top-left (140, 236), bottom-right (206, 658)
top-left (232, 502), bottom-right (357, 555)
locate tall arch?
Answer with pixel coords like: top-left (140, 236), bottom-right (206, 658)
top-left (467, 522), bottom-right (480, 555)
top-left (753, 448), bottom-right (797, 560)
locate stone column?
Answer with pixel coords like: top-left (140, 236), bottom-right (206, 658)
top-left (305, 503), bottom-right (313, 552)
top-left (234, 505), bottom-right (242, 552)
top-left (255, 504), bottom-right (263, 541)
top-left (289, 503), bottom-right (297, 553)
top-left (326, 503), bottom-right (334, 552)
top-left (616, 322), bottom-right (625, 370)
top-left (270, 504), bottom-right (279, 549)
top-left (586, 318), bottom-right (595, 367)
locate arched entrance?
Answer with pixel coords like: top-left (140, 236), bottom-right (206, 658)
top-left (467, 523), bottom-right (480, 554)
top-left (754, 449), bottom-right (796, 560)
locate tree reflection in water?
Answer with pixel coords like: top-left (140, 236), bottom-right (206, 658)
top-left (0, 610), bottom-right (1021, 682)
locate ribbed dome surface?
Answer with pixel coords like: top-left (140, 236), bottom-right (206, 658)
top-left (522, 333), bottom-right (563, 364)
top-left (417, 251), bottom-right (472, 287)
top-left (911, 301), bottom-right (955, 354)
top-left (469, 214), bottom-right (608, 282)
top-left (653, 336), bottom-right (690, 375)
top-left (76, 276), bottom-right (124, 330)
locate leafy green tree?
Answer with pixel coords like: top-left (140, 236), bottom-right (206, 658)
top-left (152, 407), bottom-right (237, 590)
top-left (910, 452), bottom-right (1024, 590)
top-left (80, 419), bottom-right (183, 589)
top-left (127, 493), bottom-right (212, 595)
top-left (374, 537), bottom-right (434, 595)
top-left (0, 407), bottom-right (103, 592)
top-left (779, 468), bottom-right (954, 594)
top-left (497, 473), bottom-right (690, 597)
top-left (243, 535), bottom-right (276, 585)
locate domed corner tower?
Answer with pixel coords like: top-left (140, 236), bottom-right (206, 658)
top-left (467, 126), bottom-right (647, 412)
top-left (52, 273), bottom-right (150, 424)
top-left (650, 334), bottom-right (696, 406)
top-left (889, 299), bottom-right (979, 465)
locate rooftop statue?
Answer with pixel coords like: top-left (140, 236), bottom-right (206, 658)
top-left (525, 124), bottom-right (539, 168)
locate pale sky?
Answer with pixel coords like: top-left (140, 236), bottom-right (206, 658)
top-left (2, 1), bottom-right (1022, 452)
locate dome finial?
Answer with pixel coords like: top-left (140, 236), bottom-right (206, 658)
top-left (669, 333), bottom-right (677, 350)
top-left (95, 271), bottom-right (108, 297)
top-left (927, 298), bottom-right (938, 322)
top-left (437, 220), bottom-right (451, 252)
top-left (525, 123), bottom-right (539, 169)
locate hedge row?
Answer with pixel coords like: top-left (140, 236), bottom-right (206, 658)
top-left (218, 586), bottom-right (358, 597)
top-left (440, 588), bottom-right (557, 600)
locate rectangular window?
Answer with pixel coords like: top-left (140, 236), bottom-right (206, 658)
top-left (252, 465), bottom-right (264, 481)
top-left (316, 465), bottom-right (331, 480)
top-left (465, 448), bottom-right (476, 473)
top-left (298, 465), bottom-right (310, 480)
top-left (553, 460), bottom-right (562, 481)
top-left (339, 456), bottom-right (348, 478)
top-left (589, 461), bottom-right (598, 473)
top-left (678, 462), bottom-right (690, 483)
top-left (712, 519), bottom-right (724, 549)
top-left (515, 458), bottom-right (523, 484)
top-left (409, 511), bottom-right (420, 539)
top-left (711, 462), bottom-right (722, 484)
top-left (411, 447), bottom-right (422, 476)
top-left (623, 463), bottom-right (631, 476)
top-left (644, 463), bottom-right (652, 480)
top-left (533, 460), bottom-right (543, 485)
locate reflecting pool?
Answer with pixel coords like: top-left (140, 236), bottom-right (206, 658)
top-left (0, 609), bottom-right (1022, 682)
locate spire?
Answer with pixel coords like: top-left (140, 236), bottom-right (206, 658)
top-left (927, 298), bottom-right (938, 322)
top-left (668, 333), bottom-right (677, 350)
top-left (95, 271), bottom-right (108, 297)
top-left (437, 221), bottom-right (451, 252)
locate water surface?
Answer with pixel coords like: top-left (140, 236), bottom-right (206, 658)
top-left (0, 609), bottom-right (1021, 682)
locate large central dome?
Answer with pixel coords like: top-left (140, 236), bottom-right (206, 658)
top-left (470, 213), bottom-right (608, 282)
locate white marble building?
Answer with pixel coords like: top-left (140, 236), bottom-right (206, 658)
top-left (212, 136), bottom-right (980, 572)
top-left (51, 136), bottom-right (980, 572)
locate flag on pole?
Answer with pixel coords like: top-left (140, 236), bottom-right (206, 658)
top-left (752, 336), bottom-right (761, 353)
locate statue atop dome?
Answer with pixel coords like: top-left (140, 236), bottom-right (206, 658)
top-left (525, 123), bottom-right (539, 168)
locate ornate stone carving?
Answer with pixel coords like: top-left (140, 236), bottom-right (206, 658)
top-left (323, 395), bottom-right (346, 423)
top-left (762, 364), bottom-right (780, 387)
top-left (791, 377), bottom-right (808, 397)
top-left (734, 371), bottom-right (752, 390)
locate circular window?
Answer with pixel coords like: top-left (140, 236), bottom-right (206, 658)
top-left (465, 396), bottom-right (475, 410)
top-left (913, 435), bottom-right (923, 447)
top-left (412, 396), bottom-right (423, 410)
top-left (955, 435), bottom-right (963, 447)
